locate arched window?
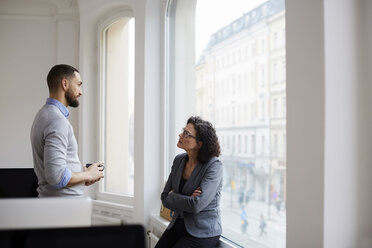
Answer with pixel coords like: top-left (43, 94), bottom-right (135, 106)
top-left (98, 12), bottom-right (135, 202)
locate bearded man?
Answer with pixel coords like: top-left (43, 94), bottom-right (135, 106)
top-left (31, 64), bottom-right (104, 197)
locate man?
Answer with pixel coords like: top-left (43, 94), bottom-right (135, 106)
top-left (31, 64), bottom-right (104, 197)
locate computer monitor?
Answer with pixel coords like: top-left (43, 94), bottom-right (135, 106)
top-left (0, 168), bottom-right (38, 198)
top-left (0, 197), bottom-right (92, 230)
top-left (0, 225), bottom-right (146, 248)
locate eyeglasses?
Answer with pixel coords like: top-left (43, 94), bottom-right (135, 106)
top-left (181, 128), bottom-right (197, 140)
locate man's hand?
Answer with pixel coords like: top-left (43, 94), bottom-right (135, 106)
top-left (85, 178), bottom-right (100, 186)
top-left (85, 162), bottom-right (104, 185)
top-left (68, 162), bottom-right (105, 187)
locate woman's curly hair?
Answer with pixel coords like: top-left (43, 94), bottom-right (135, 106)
top-left (187, 116), bottom-right (220, 164)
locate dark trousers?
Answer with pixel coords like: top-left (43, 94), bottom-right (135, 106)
top-left (154, 217), bottom-right (220, 248)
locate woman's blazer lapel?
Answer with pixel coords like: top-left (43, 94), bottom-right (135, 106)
top-left (173, 155), bottom-right (186, 193)
top-left (181, 163), bottom-right (202, 195)
top-left (181, 156), bottom-right (218, 195)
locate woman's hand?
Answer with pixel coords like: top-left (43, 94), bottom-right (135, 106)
top-left (191, 187), bottom-right (202, 197)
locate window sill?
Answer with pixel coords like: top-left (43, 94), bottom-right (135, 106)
top-left (96, 191), bottom-right (134, 206)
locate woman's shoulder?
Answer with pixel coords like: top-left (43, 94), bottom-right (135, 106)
top-left (198, 156), bottom-right (222, 171)
top-left (205, 156), bottom-right (221, 166)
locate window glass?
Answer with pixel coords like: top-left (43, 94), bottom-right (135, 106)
top-left (166, 0), bottom-right (286, 247)
top-left (100, 17), bottom-right (135, 196)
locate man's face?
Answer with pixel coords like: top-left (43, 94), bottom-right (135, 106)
top-left (65, 72), bottom-right (82, 108)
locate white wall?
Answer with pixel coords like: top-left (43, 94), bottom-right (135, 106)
top-left (324, 1), bottom-right (358, 246)
top-left (287, 0), bottom-right (372, 247)
top-left (323, 0), bottom-right (372, 247)
top-left (0, 0), bottom-right (79, 168)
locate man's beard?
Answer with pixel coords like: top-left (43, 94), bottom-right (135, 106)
top-left (66, 89), bottom-right (79, 108)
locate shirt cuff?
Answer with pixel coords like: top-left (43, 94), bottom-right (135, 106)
top-left (55, 168), bottom-right (72, 189)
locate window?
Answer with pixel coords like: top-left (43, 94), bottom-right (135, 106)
top-left (259, 66), bottom-right (265, 86)
top-left (238, 135), bottom-right (241, 153)
top-left (261, 135), bottom-right (266, 155)
top-left (99, 15), bottom-right (135, 200)
top-left (166, 0), bottom-right (286, 247)
top-left (273, 32), bottom-right (278, 49)
top-left (282, 60), bottom-right (286, 81)
top-left (251, 102), bottom-right (255, 120)
top-left (261, 101), bottom-right (265, 120)
top-left (273, 97), bottom-right (278, 118)
top-left (244, 135), bottom-right (248, 154)
top-left (273, 62), bottom-right (278, 83)
top-left (251, 134), bottom-right (256, 155)
top-left (274, 134), bottom-right (278, 156)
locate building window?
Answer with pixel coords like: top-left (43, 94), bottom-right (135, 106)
top-left (273, 32), bottom-right (278, 49)
top-left (259, 65), bottom-right (265, 86)
top-left (245, 135), bottom-right (248, 154)
top-left (261, 135), bottom-right (266, 155)
top-left (273, 98), bottom-right (278, 118)
top-left (251, 102), bottom-right (255, 120)
top-left (251, 134), bottom-right (256, 155)
top-left (273, 62), bottom-right (278, 83)
top-left (274, 134), bottom-right (278, 156)
top-left (99, 16), bottom-right (135, 199)
top-left (166, 0), bottom-right (286, 246)
top-left (238, 135), bottom-right (242, 153)
top-left (261, 101), bottom-right (265, 120)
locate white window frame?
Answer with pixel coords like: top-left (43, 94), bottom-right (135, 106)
top-left (165, 0), bottom-right (197, 175)
top-left (97, 9), bottom-right (135, 205)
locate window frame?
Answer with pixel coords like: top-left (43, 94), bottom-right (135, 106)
top-left (96, 9), bottom-right (135, 205)
top-left (164, 0), bottom-right (197, 176)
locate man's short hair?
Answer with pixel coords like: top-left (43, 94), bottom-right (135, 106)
top-left (47, 64), bottom-right (79, 93)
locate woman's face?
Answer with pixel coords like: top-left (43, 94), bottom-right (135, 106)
top-left (177, 123), bottom-right (200, 153)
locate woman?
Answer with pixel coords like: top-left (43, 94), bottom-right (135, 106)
top-left (155, 116), bottom-right (222, 248)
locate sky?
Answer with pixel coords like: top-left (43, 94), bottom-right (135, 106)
top-left (195, 0), bottom-right (267, 60)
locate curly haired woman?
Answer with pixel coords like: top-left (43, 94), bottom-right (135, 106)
top-left (155, 116), bottom-right (223, 248)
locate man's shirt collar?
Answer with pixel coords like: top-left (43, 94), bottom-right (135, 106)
top-left (46, 98), bottom-right (69, 118)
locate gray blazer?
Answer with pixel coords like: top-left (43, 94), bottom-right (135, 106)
top-left (161, 153), bottom-right (223, 238)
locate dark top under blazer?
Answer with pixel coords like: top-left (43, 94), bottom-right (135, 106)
top-left (161, 153), bottom-right (223, 238)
